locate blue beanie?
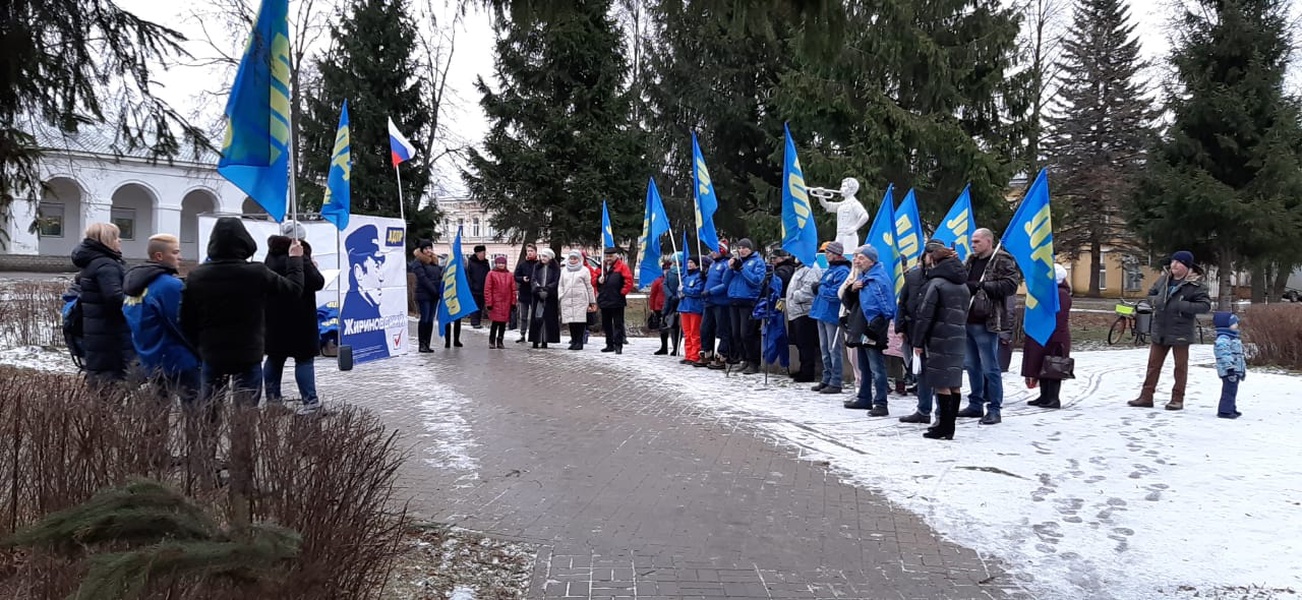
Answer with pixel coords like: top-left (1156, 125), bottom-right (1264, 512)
top-left (1213, 311), bottom-right (1239, 330)
top-left (858, 244), bottom-right (879, 262)
top-left (1171, 250), bottom-right (1195, 269)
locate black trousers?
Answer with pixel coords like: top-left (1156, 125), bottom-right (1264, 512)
top-left (489, 321), bottom-right (506, 345)
top-left (601, 307), bottom-right (626, 347)
top-left (701, 304), bottom-right (730, 357)
top-left (470, 292), bottom-right (485, 326)
top-left (729, 303), bottom-right (760, 364)
top-left (568, 322), bottom-right (586, 347)
top-left (443, 320), bottom-right (462, 346)
top-left (790, 315), bottom-right (819, 380)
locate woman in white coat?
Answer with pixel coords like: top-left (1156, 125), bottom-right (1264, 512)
top-left (560, 251), bottom-right (598, 350)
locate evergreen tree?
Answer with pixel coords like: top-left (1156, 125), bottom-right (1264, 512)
top-left (640, 0), bottom-right (795, 245)
top-left (1044, 0), bottom-right (1154, 296)
top-left (463, 0), bottom-right (646, 256)
top-left (300, 0), bottom-right (436, 236)
top-left (771, 0), bottom-right (1025, 232)
top-left (1127, 0), bottom-right (1302, 307)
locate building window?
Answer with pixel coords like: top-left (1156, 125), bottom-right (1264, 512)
top-left (38, 203), bottom-right (64, 237)
top-left (472, 217), bottom-right (481, 238)
top-left (457, 217), bottom-right (465, 234)
top-left (1122, 255), bottom-right (1144, 292)
top-left (1098, 261), bottom-right (1108, 291)
top-left (111, 208), bottom-right (136, 241)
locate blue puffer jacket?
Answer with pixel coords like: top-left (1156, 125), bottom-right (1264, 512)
top-left (727, 253), bottom-right (767, 304)
top-left (678, 268), bottom-right (705, 314)
top-left (704, 254), bottom-right (732, 306)
top-left (809, 259), bottom-right (851, 324)
top-left (122, 262), bottom-right (199, 376)
top-left (858, 260), bottom-right (897, 324)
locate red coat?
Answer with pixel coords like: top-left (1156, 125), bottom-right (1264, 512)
top-left (649, 277), bottom-right (666, 311)
top-left (483, 269), bottom-right (517, 323)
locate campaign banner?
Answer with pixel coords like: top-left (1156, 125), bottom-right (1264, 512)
top-left (197, 214), bottom-right (409, 365)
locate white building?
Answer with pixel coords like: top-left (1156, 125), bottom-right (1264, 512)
top-left (1, 123), bottom-right (265, 265)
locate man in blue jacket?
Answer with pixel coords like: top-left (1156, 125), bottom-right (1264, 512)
top-left (809, 241), bottom-right (851, 394)
top-left (701, 240), bottom-right (732, 369)
top-left (123, 233), bottom-right (200, 403)
top-left (726, 238), bottom-right (767, 374)
top-left (845, 244), bottom-right (896, 415)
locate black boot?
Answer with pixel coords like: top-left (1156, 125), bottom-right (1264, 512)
top-left (655, 333), bottom-right (668, 355)
top-left (615, 344), bottom-right (623, 355)
top-left (418, 322), bottom-right (433, 352)
top-left (924, 394), bottom-right (958, 440)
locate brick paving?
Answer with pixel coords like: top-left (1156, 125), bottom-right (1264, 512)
top-left (330, 325), bottom-right (1024, 599)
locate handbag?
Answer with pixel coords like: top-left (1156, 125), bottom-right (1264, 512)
top-left (646, 312), bottom-right (662, 331)
top-left (1039, 355), bottom-right (1075, 380)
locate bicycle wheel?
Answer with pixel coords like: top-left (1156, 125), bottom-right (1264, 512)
top-left (1107, 317), bottom-right (1127, 345)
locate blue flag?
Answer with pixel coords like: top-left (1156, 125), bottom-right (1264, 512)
top-left (893, 188), bottom-right (924, 294)
top-left (601, 200), bottom-right (615, 249)
top-left (691, 132), bottom-right (721, 252)
top-left (1003, 169), bottom-right (1059, 346)
top-left (321, 101), bottom-right (351, 230)
top-left (638, 177), bottom-right (671, 287)
top-left (780, 124), bottom-right (818, 266)
top-left (934, 185), bottom-right (976, 262)
top-left (865, 184), bottom-right (899, 304)
top-left (217, 0), bottom-right (291, 222)
top-left (437, 226), bottom-right (480, 333)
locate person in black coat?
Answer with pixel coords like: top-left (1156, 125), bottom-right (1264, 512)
top-left (466, 245), bottom-right (491, 328)
top-left (529, 249), bottom-right (561, 348)
top-left (911, 241), bottom-right (971, 440)
top-left (896, 260), bottom-right (935, 424)
top-left (409, 239), bottom-right (442, 352)
top-left (181, 217), bottom-right (304, 407)
top-left (513, 244), bottom-right (539, 343)
top-left (263, 229), bottom-right (326, 408)
top-left (71, 222), bottom-right (136, 388)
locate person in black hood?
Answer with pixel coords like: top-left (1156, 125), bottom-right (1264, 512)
top-left (409, 239), bottom-right (442, 352)
top-left (466, 245), bottom-right (491, 328)
top-left (181, 217), bottom-right (304, 407)
top-left (263, 223), bottom-right (326, 412)
top-left (71, 222), bottom-right (136, 388)
top-left (911, 240), bottom-right (972, 441)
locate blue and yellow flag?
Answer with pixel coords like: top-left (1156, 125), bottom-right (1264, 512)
top-left (865, 184), bottom-right (900, 303)
top-left (601, 200), bottom-right (615, 249)
top-left (780, 123), bottom-right (818, 265)
top-left (217, 0), bottom-right (291, 222)
top-left (894, 188), bottom-right (924, 280)
top-left (321, 101), bottom-right (351, 230)
top-left (934, 185), bottom-right (976, 261)
top-left (638, 177), bottom-right (671, 287)
top-left (1003, 169), bottom-right (1058, 346)
top-left (691, 132), bottom-right (721, 252)
top-left (437, 226), bottom-right (480, 334)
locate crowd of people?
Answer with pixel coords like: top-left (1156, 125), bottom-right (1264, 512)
top-left (71, 217), bottom-right (322, 414)
top-left (408, 227), bottom-right (1240, 438)
top-left (66, 214), bottom-right (1241, 432)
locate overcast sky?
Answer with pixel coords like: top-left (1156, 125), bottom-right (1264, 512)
top-left (115, 0), bottom-right (1299, 194)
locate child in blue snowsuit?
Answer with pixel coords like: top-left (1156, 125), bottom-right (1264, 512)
top-left (1212, 311), bottom-right (1245, 419)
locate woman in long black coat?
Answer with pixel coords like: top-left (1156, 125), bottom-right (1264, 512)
top-left (1022, 264), bottom-right (1072, 408)
top-left (71, 222), bottom-right (136, 387)
top-left (529, 249), bottom-right (562, 348)
top-left (263, 234), bottom-right (326, 404)
top-left (911, 241), bottom-right (971, 440)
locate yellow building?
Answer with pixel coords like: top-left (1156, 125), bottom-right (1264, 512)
top-left (1060, 249), bottom-right (1164, 299)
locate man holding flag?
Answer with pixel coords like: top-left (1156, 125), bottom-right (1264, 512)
top-left (438, 226), bottom-right (479, 348)
top-left (960, 228), bottom-right (1024, 424)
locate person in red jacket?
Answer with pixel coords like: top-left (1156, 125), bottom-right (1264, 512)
top-left (483, 256), bottom-right (517, 349)
top-left (597, 246), bottom-right (635, 354)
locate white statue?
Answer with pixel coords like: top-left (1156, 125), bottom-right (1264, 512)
top-left (815, 177), bottom-right (870, 251)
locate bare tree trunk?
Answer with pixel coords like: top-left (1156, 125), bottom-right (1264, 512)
top-left (1271, 263), bottom-right (1291, 299)
top-left (1250, 263), bottom-right (1267, 303)
top-left (1088, 238), bottom-right (1102, 297)
top-left (1217, 254), bottom-right (1234, 311)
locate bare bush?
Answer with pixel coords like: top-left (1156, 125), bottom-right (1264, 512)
top-left (0, 367), bottom-right (409, 599)
top-left (1243, 305), bottom-right (1302, 370)
top-left (0, 280), bottom-right (66, 348)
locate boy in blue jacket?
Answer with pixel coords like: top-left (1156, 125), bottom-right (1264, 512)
top-left (123, 233), bottom-right (200, 403)
top-left (701, 241), bottom-right (733, 368)
top-left (1213, 312), bottom-right (1246, 419)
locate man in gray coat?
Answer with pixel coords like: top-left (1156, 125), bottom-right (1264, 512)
top-left (1128, 250), bottom-right (1212, 411)
top-left (785, 258), bottom-right (823, 382)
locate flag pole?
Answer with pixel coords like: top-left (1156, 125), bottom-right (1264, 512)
top-left (287, 119), bottom-right (299, 241)
top-left (395, 165), bottom-right (407, 229)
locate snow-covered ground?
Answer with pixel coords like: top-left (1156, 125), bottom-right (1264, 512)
top-left (0, 344), bottom-right (80, 374)
top-left (472, 329), bottom-right (1301, 600)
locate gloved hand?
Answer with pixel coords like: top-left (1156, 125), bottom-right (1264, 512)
top-left (538, 290), bottom-right (549, 300)
top-left (811, 282), bottom-right (821, 294)
top-left (1238, 370), bottom-right (1247, 381)
top-left (967, 281), bottom-right (980, 294)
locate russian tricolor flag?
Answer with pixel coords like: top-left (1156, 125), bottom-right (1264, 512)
top-left (388, 117), bottom-right (417, 167)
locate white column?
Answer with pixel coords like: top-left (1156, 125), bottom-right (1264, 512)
top-left (84, 197), bottom-right (113, 228)
top-left (4, 197), bottom-right (41, 255)
top-left (156, 204), bottom-right (182, 238)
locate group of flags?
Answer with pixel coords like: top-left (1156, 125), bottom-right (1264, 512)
top-left (214, 0), bottom-right (474, 336)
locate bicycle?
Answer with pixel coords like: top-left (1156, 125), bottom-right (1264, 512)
top-left (1108, 299), bottom-right (1151, 346)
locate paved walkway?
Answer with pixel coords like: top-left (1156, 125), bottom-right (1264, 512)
top-left (325, 324), bottom-right (1022, 600)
